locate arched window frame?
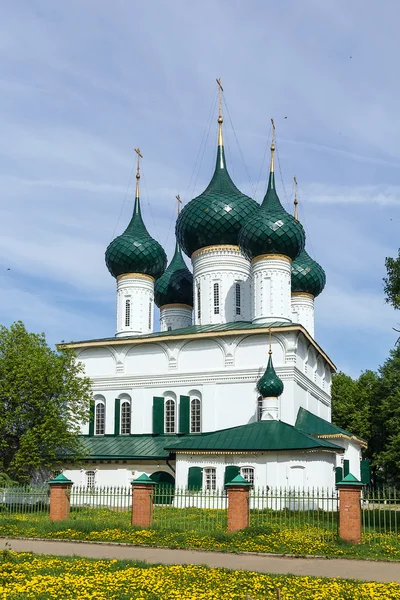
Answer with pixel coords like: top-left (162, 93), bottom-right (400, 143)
top-left (190, 397), bottom-right (201, 433)
top-left (240, 466), bottom-right (255, 487)
top-left (95, 400), bottom-right (105, 435)
top-left (257, 395), bottom-right (263, 421)
top-left (86, 470), bottom-right (96, 488)
top-left (148, 300), bottom-right (152, 330)
top-left (197, 284), bottom-right (201, 320)
top-left (125, 299), bottom-right (131, 327)
top-left (213, 282), bottom-right (220, 315)
top-left (120, 400), bottom-right (131, 435)
top-left (235, 282), bottom-right (241, 316)
top-left (165, 398), bottom-right (176, 433)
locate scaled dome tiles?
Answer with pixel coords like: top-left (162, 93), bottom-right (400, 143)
top-left (176, 146), bottom-right (258, 257)
top-left (105, 197), bottom-right (167, 279)
top-left (291, 249), bottom-right (326, 298)
top-left (257, 353), bottom-right (284, 398)
top-left (239, 172), bottom-right (305, 261)
top-left (154, 242), bottom-right (193, 307)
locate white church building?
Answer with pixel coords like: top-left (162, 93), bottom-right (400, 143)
top-left (62, 101), bottom-right (365, 491)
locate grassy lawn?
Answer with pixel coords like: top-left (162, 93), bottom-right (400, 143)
top-left (1, 551), bottom-right (400, 599)
top-left (0, 507), bottom-right (399, 561)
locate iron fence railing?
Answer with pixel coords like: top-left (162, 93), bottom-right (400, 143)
top-left (0, 485), bottom-right (50, 514)
top-left (362, 487), bottom-right (400, 543)
top-left (69, 485), bottom-right (131, 521)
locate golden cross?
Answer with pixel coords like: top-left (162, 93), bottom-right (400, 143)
top-left (268, 328), bottom-right (272, 355)
top-left (293, 176), bottom-right (299, 220)
top-left (134, 147), bottom-right (143, 178)
top-left (216, 78), bottom-right (223, 121)
top-left (270, 118), bottom-right (275, 146)
top-left (176, 194), bottom-right (182, 215)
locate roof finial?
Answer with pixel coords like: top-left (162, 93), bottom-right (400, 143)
top-left (270, 118), bottom-right (275, 173)
top-left (176, 194), bottom-right (182, 216)
top-left (216, 78), bottom-right (224, 147)
top-left (134, 147), bottom-right (143, 200)
top-left (268, 328), bottom-right (272, 355)
top-left (293, 176), bottom-right (299, 220)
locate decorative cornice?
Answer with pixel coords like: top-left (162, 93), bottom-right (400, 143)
top-left (315, 433), bottom-right (367, 449)
top-left (251, 254), bottom-right (292, 265)
top-left (117, 273), bottom-right (155, 282)
top-left (160, 303), bottom-right (193, 310)
top-left (191, 244), bottom-right (242, 259)
top-left (292, 292), bottom-right (314, 299)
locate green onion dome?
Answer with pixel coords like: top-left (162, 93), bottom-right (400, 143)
top-left (239, 151), bottom-right (305, 261)
top-left (154, 241), bottom-right (193, 308)
top-left (291, 249), bottom-right (326, 298)
top-left (105, 195), bottom-right (167, 280)
top-left (175, 144), bottom-right (258, 257)
top-left (257, 352), bottom-right (284, 398)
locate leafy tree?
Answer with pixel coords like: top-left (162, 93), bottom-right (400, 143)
top-left (0, 321), bottom-right (91, 483)
top-left (384, 250), bottom-right (400, 309)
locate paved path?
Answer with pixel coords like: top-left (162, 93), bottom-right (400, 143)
top-left (1, 537), bottom-right (399, 583)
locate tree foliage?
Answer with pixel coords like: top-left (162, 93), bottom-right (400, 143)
top-left (0, 321), bottom-right (91, 483)
top-left (332, 346), bottom-right (400, 486)
top-left (384, 250), bottom-right (400, 310)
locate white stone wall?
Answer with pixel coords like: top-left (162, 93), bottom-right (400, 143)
top-left (160, 306), bottom-right (192, 331)
top-left (291, 293), bottom-right (315, 337)
top-left (192, 246), bottom-right (251, 325)
top-left (251, 256), bottom-right (292, 324)
top-left (116, 274), bottom-right (154, 337)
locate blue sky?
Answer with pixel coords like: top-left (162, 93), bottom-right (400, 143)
top-left (0, 0), bottom-right (399, 377)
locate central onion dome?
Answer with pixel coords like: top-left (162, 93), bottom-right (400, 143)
top-left (291, 249), bottom-right (326, 298)
top-left (154, 241), bottom-right (193, 307)
top-left (176, 115), bottom-right (258, 257)
top-left (105, 171), bottom-right (167, 279)
top-left (239, 143), bottom-right (305, 261)
top-left (257, 349), bottom-right (284, 398)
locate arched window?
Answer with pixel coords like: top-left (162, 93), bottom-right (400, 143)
top-left (86, 470), bottom-right (95, 488)
top-left (241, 467), bottom-right (255, 487)
top-left (125, 299), bottom-right (131, 327)
top-left (148, 300), bottom-right (152, 330)
top-left (95, 401), bottom-right (105, 435)
top-left (213, 283), bottom-right (220, 315)
top-left (257, 396), bottom-right (263, 421)
top-left (235, 283), bottom-right (241, 315)
top-left (120, 401), bottom-right (131, 435)
top-left (165, 398), bottom-right (176, 433)
top-left (197, 284), bottom-right (201, 319)
top-left (190, 398), bottom-right (201, 433)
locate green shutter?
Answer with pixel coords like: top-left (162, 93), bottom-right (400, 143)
top-left (179, 395), bottom-right (190, 434)
top-left (343, 459), bottom-right (350, 477)
top-left (188, 466), bottom-right (203, 490)
top-left (360, 459), bottom-right (371, 485)
top-left (335, 466), bottom-right (343, 484)
top-left (88, 400), bottom-right (95, 437)
top-left (114, 398), bottom-right (120, 435)
top-left (153, 397), bottom-right (164, 434)
top-left (224, 465), bottom-right (240, 485)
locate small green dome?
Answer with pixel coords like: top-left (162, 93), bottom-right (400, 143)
top-left (257, 353), bottom-right (284, 398)
top-left (176, 145), bottom-right (258, 257)
top-left (239, 170), bottom-right (305, 261)
top-left (105, 196), bottom-right (167, 279)
top-left (291, 249), bottom-right (326, 298)
top-left (154, 241), bottom-right (193, 308)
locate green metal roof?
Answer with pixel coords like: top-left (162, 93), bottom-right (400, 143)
top-left (165, 420), bottom-right (343, 453)
top-left (154, 241), bottom-right (193, 308)
top-left (291, 249), bottom-right (326, 298)
top-left (257, 353), bottom-right (284, 398)
top-left (80, 435), bottom-right (177, 460)
top-left (295, 408), bottom-right (365, 443)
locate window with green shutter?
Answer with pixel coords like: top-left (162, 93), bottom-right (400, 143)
top-left (335, 466), bottom-right (343, 484)
top-left (179, 395), bottom-right (190, 434)
top-left (224, 465), bottom-right (240, 486)
top-left (114, 398), bottom-right (120, 436)
top-left (343, 459), bottom-right (350, 477)
top-left (188, 466), bottom-right (203, 490)
top-left (88, 400), bottom-right (95, 437)
top-left (152, 397), bottom-right (164, 434)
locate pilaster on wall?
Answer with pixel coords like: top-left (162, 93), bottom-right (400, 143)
top-left (192, 245), bottom-right (251, 326)
top-left (116, 273), bottom-right (155, 337)
top-left (160, 304), bottom-right (193, 331)
top-left (251, 255), bottom-right (292, 324)
top-left (291, 293), bottom-right (315, 338)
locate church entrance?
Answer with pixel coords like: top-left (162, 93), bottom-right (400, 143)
top-left (150, 471), bottom-right (175, 504)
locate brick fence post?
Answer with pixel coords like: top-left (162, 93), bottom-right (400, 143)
top-left (226, 474), bottom-right (251, 533)
top-left (336, 473), bottom-right (364, 544)
top-left (48, 473), bottom-right (73, 522)
top-left (131, 474), bottom-right (156, 528)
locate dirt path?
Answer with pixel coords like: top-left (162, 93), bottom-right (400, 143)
top-left (1, 537), bottom-right (399, 583)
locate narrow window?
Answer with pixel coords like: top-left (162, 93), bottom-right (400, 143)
top-left (120, 401), bottom-right (131, 435)
top-left (148, 301), bottom-right (152, 330)
top-left (190, 398), bottom-right (201, 433)
top-left (257, 396), bottom-right (263, 421)
top-left (125, 299), bottom-right (131, 327)
top-left (197, 284), bottom-right (201, 319)
top-left (95, 402), bottom-right (105, 435)
top-left (241, 467), bottom-right (255, 487)
top-left (167, 325), bottom-right (172, 331)
top-left (235, 283), bottom-right (241, 315)
top-left (86, 470), bottom-right (95, 488)
top-left (165, 399), bottom-right (176, 433)
top-left (213, 283), bottom-right (220, 315)
top-left (204, 467), bottom-right (216, 491)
